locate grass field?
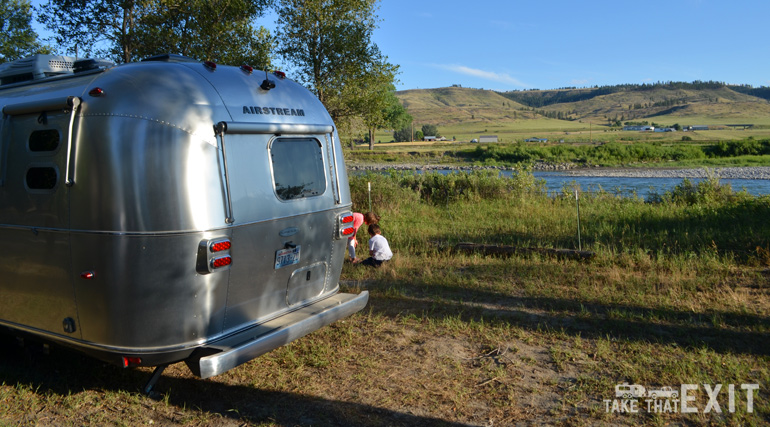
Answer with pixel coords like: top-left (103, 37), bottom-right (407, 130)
top-left (369, 121), bottom-right (770, 146)
top-left (1, 171), bottom-right (768, 426)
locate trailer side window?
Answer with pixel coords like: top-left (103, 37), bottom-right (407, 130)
top-left (270, 138), bottom-right (326, 200)
top-left (25, 166), bottom-right (59, 190)
top-left (29, 129), bottom-right (60, 152)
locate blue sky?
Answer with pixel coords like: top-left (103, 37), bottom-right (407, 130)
top-left (364, 0), bottom-right (770, 92)
top-left (31, 0), bottom-right (769, 92)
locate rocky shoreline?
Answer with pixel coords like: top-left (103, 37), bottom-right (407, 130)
top-left (562, 166), bottom-right (770, 180)
top-left (347, 161), bottom-right (581, 172)
top-left (347, 163), bottom-right (770, 180)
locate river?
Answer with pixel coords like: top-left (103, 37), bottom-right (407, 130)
top-left (532, 171), bottom-right (770, 199)
top-left (350, 166), bottom-right (770, 199)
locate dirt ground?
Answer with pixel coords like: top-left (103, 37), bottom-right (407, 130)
top-left (1, 271), bottom-right (767, 426)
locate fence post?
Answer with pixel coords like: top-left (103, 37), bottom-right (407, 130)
top-left (368, 182), bottom-right (372, 213)
top-left (575, 188), bottom-right (582, 251)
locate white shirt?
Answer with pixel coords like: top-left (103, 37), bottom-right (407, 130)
top-left (368, 234), bottom-right (393, 261)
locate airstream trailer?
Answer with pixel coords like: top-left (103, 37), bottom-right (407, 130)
top-left (0, 54), bottom-right (368, 391)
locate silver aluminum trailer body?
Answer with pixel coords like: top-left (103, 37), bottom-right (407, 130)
top-left (0, 55), bottom-right (367, 379)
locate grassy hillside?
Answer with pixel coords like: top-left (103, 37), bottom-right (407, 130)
top-left (533, 87), bottom-right (770, 124)
top-left (393, 83), bottom-right (770, 144)
top-left (397, 86), bottom-right (534, 125)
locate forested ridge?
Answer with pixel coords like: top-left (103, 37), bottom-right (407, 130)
top-left (501, 81), bottom-right (770, 108)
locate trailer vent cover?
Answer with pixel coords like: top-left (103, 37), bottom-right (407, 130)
top-left (0, 55), bottom-right (75, 86)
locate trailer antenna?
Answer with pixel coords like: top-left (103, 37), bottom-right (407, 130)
top-left (260, 68), bottom-right (275, 91)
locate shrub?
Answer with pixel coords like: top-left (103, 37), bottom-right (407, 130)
top-left (349, 169), bottom-right (541, 208)
top-left (662, 174), bottom-right (742, 205)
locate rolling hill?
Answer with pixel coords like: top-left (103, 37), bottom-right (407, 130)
top-left (397, 86), bottom-right (537, 125)
top-left (396, 83), bottom-right (770, 129)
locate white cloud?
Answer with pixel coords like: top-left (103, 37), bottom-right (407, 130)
top-left (437, 64), bottom-right (528, 88)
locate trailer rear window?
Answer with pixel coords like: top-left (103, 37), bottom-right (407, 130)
top-left (270, 138), bottom-right (326, 200)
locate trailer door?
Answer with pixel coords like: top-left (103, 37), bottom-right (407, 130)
top-left (0, 97), bottom-right (80, 337)
top-left (214, 122), bottom-right (341, 330)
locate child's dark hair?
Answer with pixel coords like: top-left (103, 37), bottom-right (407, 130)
top-left (368, 224), bottom-right (381, 235)
top-left (364, 212), bottom-right (380, 224)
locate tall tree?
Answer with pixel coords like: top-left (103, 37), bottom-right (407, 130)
top-left (36, 0), bottom-right (273, 65)
top-left (421, 124), bottom-right (439, 138)
top-left (393, 127), bottom-right (412, 143)
top-left (36, 0), bottom-right (140, 62)
top-left (133, 0), bottom-right (274, 67)
top-left (0, 0), bottom-right (51, 63)
top-left (275, 0), bottom-right (398, 133)
top-left (354, 66), bottom-right (408, 149)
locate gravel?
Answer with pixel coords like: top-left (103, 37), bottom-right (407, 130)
top-left (563, 167), bottom-right (770, 180)
top-left (348, 163), bottom-right (770, 180)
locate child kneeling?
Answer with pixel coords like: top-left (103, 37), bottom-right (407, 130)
top-left (359, 224), bottom-right (392, 267)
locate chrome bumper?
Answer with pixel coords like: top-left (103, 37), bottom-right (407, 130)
top-left (191, 291), bottom-right (369, 379)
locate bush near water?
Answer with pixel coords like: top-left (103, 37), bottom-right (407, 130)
top-left (348, 138), bottom-right (770, 168)
top-left (459, 138), bottom-right (770, 166)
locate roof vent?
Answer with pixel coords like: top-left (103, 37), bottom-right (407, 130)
top-left (141, 54), bottom-right (198, 63)
top-left (0, 54), bottom-right (76, 86)
top-left (73, 58), bottom-right (114, 73)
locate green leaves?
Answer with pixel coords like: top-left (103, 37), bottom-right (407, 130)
top-left (0, 0), bottom-right (51, 63)
top-left (275, 0), bottom-right (402, 140)
top-left (35, 0), bottom-right (273, 64)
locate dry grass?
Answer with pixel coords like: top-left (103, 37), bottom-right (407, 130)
top-left (2, 252), bottom-right (766, 426)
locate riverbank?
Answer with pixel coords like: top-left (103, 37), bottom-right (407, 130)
top-left (347, 162), bottom-right (770, 180)
top-left (564, 166), bottom-right (770, 180)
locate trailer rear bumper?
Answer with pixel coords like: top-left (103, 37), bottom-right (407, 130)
top-left (188, 291), bottom-right (368, 379)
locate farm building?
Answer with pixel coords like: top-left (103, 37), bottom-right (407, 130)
top-left (623, 125), bottom-right (654, 131)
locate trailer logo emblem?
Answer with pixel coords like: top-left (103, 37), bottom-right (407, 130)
top-left (279, 227), bottom-right (299, 237)
top-left (243, 106), bottom-right (305, 117)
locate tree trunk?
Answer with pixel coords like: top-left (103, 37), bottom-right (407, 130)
top-left (369, 128), bottom-right (374, 150)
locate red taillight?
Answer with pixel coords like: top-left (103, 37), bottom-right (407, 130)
top-left (122, 356), bottom-right (141, 367)
top-left (210, 240), bottom-right (231, 252)
top-left (240, 64), bottom-right (253, 74)
top-left (198, 237), bottom-right (232, 274)
top-left (203, 61), bottom-right (217, 70)
top-left (89, 87), bottom-right (104, 97)
top-left (338, 212), bottom-right (355, 239)
top-left (80, 271), bottom-right (95, 279)
top-left (211, 255), bottom-right (232, 269)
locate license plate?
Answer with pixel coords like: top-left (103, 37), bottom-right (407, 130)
top-left (275, 246), bottom-right (301, 269)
